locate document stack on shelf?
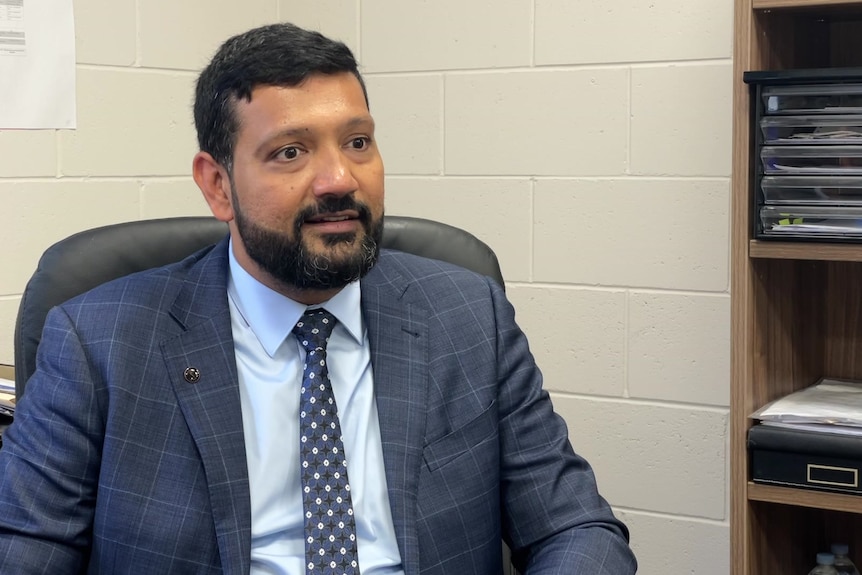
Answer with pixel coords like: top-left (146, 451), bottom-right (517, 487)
top-left (749, 378), bottom-right (862, 494)
top-left (0, 376), bottom-right (14, 449)
top-left (744, 71), bottom-right (862, 241)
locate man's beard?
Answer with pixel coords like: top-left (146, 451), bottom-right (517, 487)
top-left (232, 188), bottom-right (382, 291)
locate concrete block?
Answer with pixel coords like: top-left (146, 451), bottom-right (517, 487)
top-left (628, 292), bottom-right (730, 406)
top-left (535, 0), bottom-right (732, 65)
top-left (278, 0), bottom-right (359, 58)
top-left (365, 75), bottom-right (442, 175)
top-left (360, 0), bottom-right (531, 72)
top-left (0, 131), bottom-right (56, 178)
top-left (445, 69), bottom-right (629, 176)
top-left (631, 63), bottom-right (732, 177)
top-left (555, 396), bottom-right (727, 519)
top-left (616, 510), bottom-right (729, 575)
top-left (139, 0), bottom-right (277, 70)
top-left (59, 68), bottom-right (197, 177)
top-left (140, 180), bottom-right (213, 219)
top-left (0, 297), bottom-right (18, 365)
top-left (73, 0), bottom-right (136, 66)
top-left (533, 178), bottom-right (729, 291)
top-left (384, 176), bottom-right (531, 282)
top-left (507, 285), bottom-right (626, 396)
top-left (0, 180), bottom-right (140, 295)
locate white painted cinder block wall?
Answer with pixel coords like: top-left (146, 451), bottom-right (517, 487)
top-left (0, 1), bottom-right (733, 572)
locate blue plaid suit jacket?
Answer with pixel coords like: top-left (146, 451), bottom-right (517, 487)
top-left (0, 238), bottom-right (635, 574)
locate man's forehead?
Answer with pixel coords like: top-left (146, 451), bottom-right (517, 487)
top-left (233, 77), bottom-right (367, 120)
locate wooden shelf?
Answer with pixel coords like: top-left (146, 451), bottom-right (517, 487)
top-left (732, 0), bottom-right (862, 571)
top-left (749, 240), bottom-right (862, 261)
top-left (748, 482), bottom-right (862, 514)
top-left (753, 0), bottom-right (862, 9)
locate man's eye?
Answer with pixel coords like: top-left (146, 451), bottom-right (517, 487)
top-left (349, 137), bottom-right (370, 150)
top-left (277, 146), bottom-right (301, 160)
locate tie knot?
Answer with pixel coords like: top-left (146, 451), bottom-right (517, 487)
top-left (292, 308), bottom-right (337, 353)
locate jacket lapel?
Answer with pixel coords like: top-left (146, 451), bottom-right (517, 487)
top-left (361, 256), bottom-right (429, 575)
top-left (153, 244), bottom-right (427, 575)
top-left (160, 239), bottom-right (252, 575)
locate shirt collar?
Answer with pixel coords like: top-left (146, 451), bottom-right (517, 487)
top-left (227, 239), bottom-right (364, 357)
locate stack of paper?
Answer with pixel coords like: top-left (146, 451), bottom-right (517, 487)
top-left (0, 377), bottom-right (13, 419)
top-left (752, 378), bottom-right (862, 436)
top-left (0, 377), bottom-right (13, 448)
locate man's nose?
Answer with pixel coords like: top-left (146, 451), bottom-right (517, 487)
top-left (311, 147), bottom-right (359, 197)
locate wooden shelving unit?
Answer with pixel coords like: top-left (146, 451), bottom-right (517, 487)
top-left (753, 0), bottom-right (862, 8)
top-left (732, 1), bottom-right (862, 573)
top-left (750, 241), bottom-right (862, 261)
top-left (748, 483), bottom-right (862, 514)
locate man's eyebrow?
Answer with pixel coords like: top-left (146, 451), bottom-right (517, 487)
top-left (344, 116), bottom-right (375, 130)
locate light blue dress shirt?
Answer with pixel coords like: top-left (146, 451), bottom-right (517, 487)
top-left (227, 244), bottom-right (404, 575)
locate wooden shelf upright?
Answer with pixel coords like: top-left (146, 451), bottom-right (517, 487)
top-left (731, 0), bottom-right (862, 573)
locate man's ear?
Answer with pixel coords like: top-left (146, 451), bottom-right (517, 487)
top-left (193, 151), bottom-right (234, 222)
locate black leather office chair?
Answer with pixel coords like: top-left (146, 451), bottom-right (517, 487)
top-left (12, 214), bottom-right (516, 574)
top-left (14, 215), bottom-right (504, 398)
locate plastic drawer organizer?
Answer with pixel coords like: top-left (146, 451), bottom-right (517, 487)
top-left (761, 176), bottom-right (862, 205)
top-left (760, 205), bottom-right (862, 238)
top-left (744, 70), bottom-right (862, 241)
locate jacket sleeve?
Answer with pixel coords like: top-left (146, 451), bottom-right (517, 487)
top-left (490, 280), bottom-right (637, 574)
top-left (0, 305), bottom-right (101, 574)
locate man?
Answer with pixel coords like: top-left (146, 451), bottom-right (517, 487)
top-left (0, 23), bottom-right (636, 574)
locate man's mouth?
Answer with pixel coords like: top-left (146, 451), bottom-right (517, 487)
top-left (306, 213), bottom-right (355, 224)
top-left (302, 211), bottom-right (362, 236)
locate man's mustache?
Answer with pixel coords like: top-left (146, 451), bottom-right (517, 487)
top-left (295, 196), bottom-right (373, 228)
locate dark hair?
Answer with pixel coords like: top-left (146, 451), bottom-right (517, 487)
top-left (193, 23), bottom-right (368, 170)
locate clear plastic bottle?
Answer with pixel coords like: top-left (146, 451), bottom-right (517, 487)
top-left (810, 553), bottom-right (840, 575)
top-left (831, 544), bottom-right (860, 575)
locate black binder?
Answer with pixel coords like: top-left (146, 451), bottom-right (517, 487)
top-left (749, 423), bottom-right (862, 495)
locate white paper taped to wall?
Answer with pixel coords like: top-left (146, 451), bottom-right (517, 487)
top-left (0, 0), bottom-right (26, 56)
top-left (0, 0), bottom-right (75, 129)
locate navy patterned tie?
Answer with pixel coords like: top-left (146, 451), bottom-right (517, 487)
top-left (293, 309), bottom-right (360, 575)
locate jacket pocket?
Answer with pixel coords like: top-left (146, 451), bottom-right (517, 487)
top-left (423, 400), bottom-right (497, 471)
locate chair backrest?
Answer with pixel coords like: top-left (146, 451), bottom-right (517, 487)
top-left (13, 215), bottom-right (503, 398)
